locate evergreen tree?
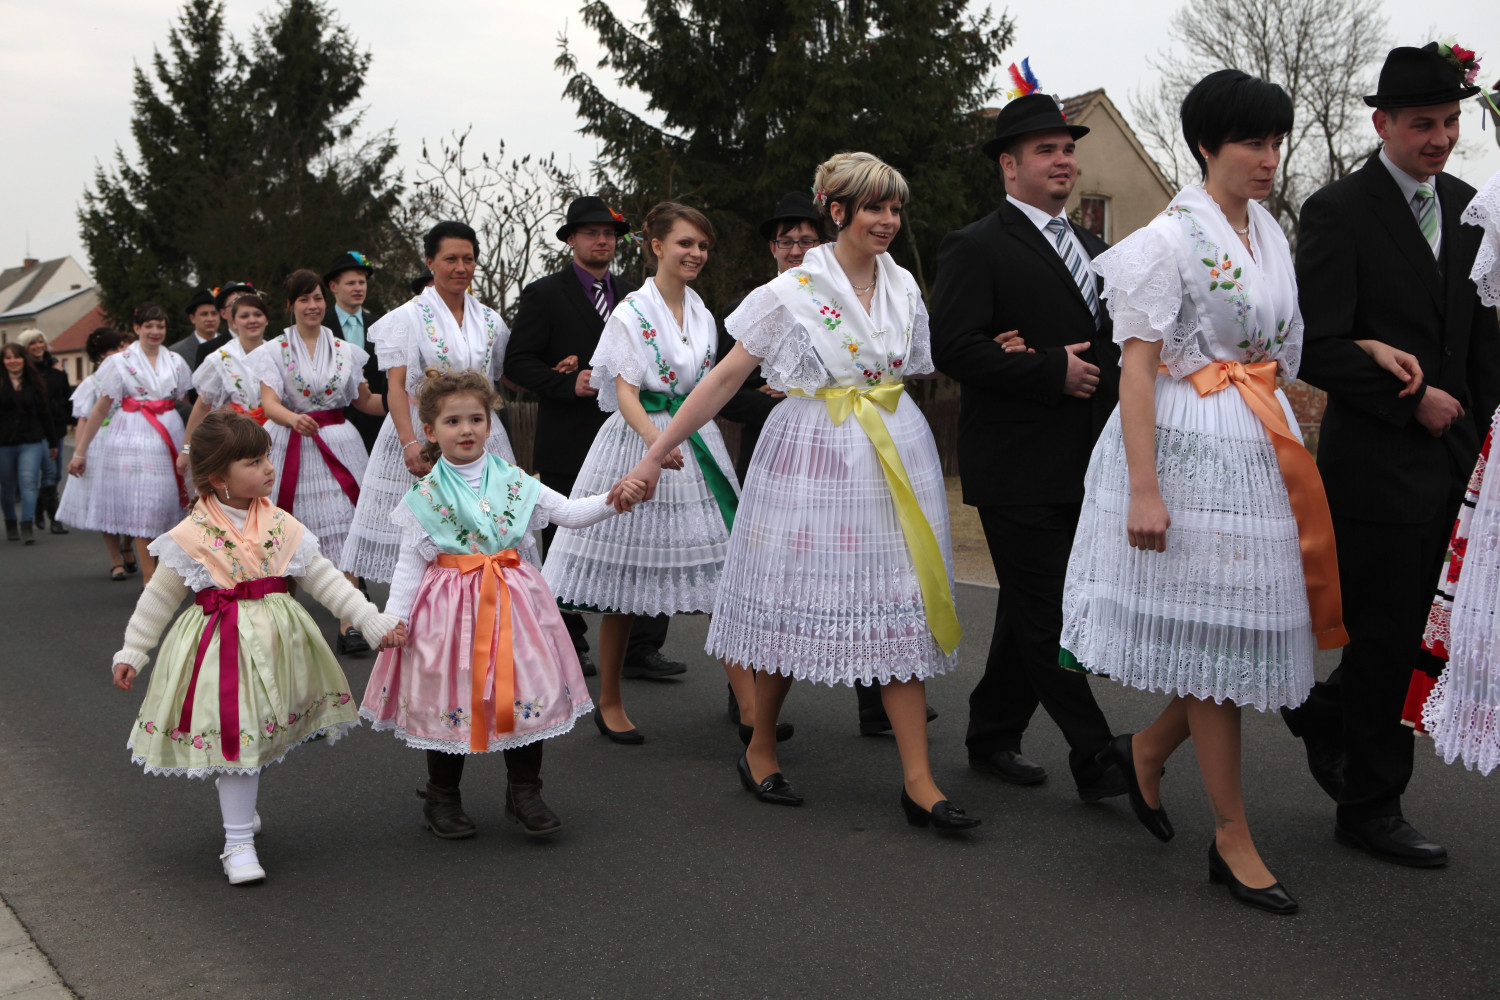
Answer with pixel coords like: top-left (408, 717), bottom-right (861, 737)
top-left (556, 0), bottom-right (1014, 308)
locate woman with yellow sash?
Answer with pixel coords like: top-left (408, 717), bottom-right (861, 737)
top-left (615, 153), bottom-right (978, 831)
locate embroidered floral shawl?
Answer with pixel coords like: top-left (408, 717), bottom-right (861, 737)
top-left (168, 496), bottom-right (303, 588)
top-left (606, 277), bottom-right (717, 398)
top-left (404, 454), bottom-right (541, 555)
top-left (414, 286), bottom-right (502, 376)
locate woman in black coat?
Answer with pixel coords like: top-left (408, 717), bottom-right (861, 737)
top-left (17, 330), bottom-right (72, 532)
top-left (0, 342), bottom-right (61, 544)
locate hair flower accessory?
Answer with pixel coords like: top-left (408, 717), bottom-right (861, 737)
top-left (810, 186), bottom-right (828, 208)
top-left (609, 208), bottom-right (625, 222)
top-left (621, 231), bottom-right (645, 245)
top-left (1439, 38), bottom-right (1482, 86)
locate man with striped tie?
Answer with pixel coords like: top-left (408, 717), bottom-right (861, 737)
top-left (506, 197), bottom-right (685, 679)
top-left (931, 91), bottom-right (1127, 801)
top-left (1283, 42), bottom-right (1500, 867)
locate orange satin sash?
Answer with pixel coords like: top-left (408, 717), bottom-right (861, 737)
top-left (436, 549), bottom-right (521, 751)
top-left (228, 401), bottom-right (267, 425)
top-left (1168, 360), bottom-right (1348, 649)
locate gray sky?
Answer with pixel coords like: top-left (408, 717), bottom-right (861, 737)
top-left (3, 0), bottom-right (1496, 274)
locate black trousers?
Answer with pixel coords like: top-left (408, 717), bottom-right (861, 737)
top-left (965, 503), bottom-right (1114, 781)
top-left (538, 469), bottom-right (669, 659)
top-left (1284, 508), bottom-right (1455, 823)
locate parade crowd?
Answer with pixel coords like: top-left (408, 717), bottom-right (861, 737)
top-left (8, 40), bottom-right (1499, 917)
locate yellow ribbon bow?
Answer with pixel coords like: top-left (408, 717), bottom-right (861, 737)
top-left (790, 383), bottom-right (962, 656)
top-left (435, 549), bottom-right (522, 750)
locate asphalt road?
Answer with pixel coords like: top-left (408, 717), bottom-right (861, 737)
top-left (2, 527), bottom-right (1497, 999)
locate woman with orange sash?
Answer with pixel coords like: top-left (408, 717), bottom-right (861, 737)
top-left (178, 294), bottom-right (273, 480)
top-left (1058, 72), bottom-right (1408, 914)
top-left (111, 411), bottom-right (400, 885)
top-left (363, 370), bottom-right (643, 840)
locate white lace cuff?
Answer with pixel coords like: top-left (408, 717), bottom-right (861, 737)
top-left (1465, 176), bottom-right (1500, 308)
top-left (588, 314), bottom-right (648, 413)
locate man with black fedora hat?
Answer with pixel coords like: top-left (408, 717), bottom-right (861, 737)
top-left (324, 250), bottom-right (386, 450)
top-left (931, 89), bottom-right (1126, 800)
top-left (1283, 41), bottom-right (1500, 867)
top-left (191, 281), bottom-right (260, 370)
top-left (506, 196), bottom-right (685, 679)
top-left (168, 289), bottom-right (225, 419)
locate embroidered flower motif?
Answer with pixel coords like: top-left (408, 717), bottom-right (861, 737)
top-left (339, 692), bottom-right (350, 705)
top-left (143, 720), bottom-right (156, 734)
top-left (627, 297), bottom-right (711, 396)
top-left (169, 728), bottom-right (183, 741)
top-left (191, 734), bottom-right (205, 749)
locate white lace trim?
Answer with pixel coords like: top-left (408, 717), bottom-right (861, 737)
top-left (147, 530), bottom-right (324, 592)
top-left (127, 718), bottom-right (359, 778)
top-left (358, 699), bottom-right (594, 753)
top-left (587, 312), bottom-right (649, 413)
top-left (1464, 174), bottom-right (1500, 309)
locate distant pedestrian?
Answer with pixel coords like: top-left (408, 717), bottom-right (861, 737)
top-left (57, 327), bottom-right (137, 577)
top-left (0, 342), bottom-right (61, 544)
top-left (15, 329), bottom-right (71, 534)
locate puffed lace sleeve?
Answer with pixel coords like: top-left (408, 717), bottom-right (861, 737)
top-left (168, 351), bottom-right (194, 400)
top-left (241, 339), bottom-right (286, 398)
top-left (527, 485), bottom-right (617, 531)
top-left (1093, 222), bottom-right (1206, 378)
top-left (374, 305), bottom-right (415, 371)
top-left (70, 377), bottom-right (100, 419)
top-left (192, 354), bottom-right (229, 408)
top-left (725, 285), bottom-right (831, 393)
top-left (1464, 173), bottom-right (1500, 308)
top-left (384, 503), bottom-right (435, 622)
top-left (588, 310), bottom-right (648, 413)
top-left (904, 295), bottom-right (936, 376)
top-left (93, 354), bottom-right (130, 401)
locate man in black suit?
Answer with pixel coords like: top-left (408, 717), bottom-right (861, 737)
top-left (1283, 44), bottom-right (1500, 867)
top-left (191, 282), bottom-right (259, 369)
top-left (505, 197), bottom-right (684, 679)
top-left (168, 290), bottom-right (223, 419)
top-left (931, 93), bottom-right (1125, 800)
top-left (324, 251), bottom-right (386, 451)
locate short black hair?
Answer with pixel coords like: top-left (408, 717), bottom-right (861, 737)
top-left (132, 302), bottom-right (168, 326)
top-left (1180, 69), bottom-right (1294, 175)
top-left (85, 327), bottom-right (124, 365)
top-left (423, 221), bottom-right (480, 261)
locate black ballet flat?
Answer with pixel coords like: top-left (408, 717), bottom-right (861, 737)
top-left (736, 754), bottom-right (803, 806)
top-left (899, 788), bottom-right (981, 831)
top-left (594, 710), bottom-right (645, 745)
top-left (1208, 841), bottom-right (1299, 915)
top-left (738, 722), bottom-right (794, 745)
top-left (1106, 733), bottom-right (1174, 842)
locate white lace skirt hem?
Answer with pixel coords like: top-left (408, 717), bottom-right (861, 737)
top-left (127, 719), bottom-right (358, 778)
top-left (358, 699), bottom-right (594, 753)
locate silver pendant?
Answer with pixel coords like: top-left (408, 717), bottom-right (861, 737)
top-left (478, 497), bottom-right (491, 513)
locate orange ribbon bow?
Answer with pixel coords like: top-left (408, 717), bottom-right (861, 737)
top-left (1173, 360), bottom-right (1348, 649)
top-left (435, 549), bottom-right (521, 751)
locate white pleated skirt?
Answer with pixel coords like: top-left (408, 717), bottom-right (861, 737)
top-left (542, 408), bottom-right (738, 616)
top-left (705, 392), bottom-right (958, 686)
top-left (265, 419), bottom-right (369, 564)
top-left (1060, 373), bottom-right (1315, 711)
top-left (57, 430), bottom-right (105, 529)
top-left (338, 404), bottom-right (519, 581)
top-left (73, 409), bottom-right (186, 538)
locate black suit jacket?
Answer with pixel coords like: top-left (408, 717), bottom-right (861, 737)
top-left (331, 306), bottom-right (386, 451)
top-left (1297, 154), bottom-right (1500, 525)
top-left (716, 294), bottom-right (780, 427)
top-left (930, 200), bottom-right (1121, 507)
top-left (505, 268), bottom-right (640, 477)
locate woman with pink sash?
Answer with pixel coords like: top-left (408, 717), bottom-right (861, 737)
top-left (111, 410), bottom-right (400, 885)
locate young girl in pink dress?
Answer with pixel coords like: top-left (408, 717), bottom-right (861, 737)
top-left (362, 369), bottom-right (644, 839)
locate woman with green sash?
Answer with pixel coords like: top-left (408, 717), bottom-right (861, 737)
top-left (542, 202), bottom-right (747, 744)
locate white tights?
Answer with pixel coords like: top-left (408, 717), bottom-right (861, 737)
top-left (217, 772), bottom-right (260, 850)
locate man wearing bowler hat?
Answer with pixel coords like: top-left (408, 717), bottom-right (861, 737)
top-left (324, 251), bottom-right (386, 450)
top-left (931, 90), bottom-right (1126, 800)
top-left (505, 196), bottom-right (685, 679)
top-left (1282, 42), bottom-right (1500, 867)
top-left (169, 290), bottom-right (224, 419)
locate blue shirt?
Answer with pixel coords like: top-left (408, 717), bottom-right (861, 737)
top-left (572, 262), bottom-right (615, 316)
top-left (333, 303), bottom-right (367, 349)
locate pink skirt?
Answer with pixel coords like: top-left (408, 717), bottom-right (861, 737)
top-left (360, 559), bottom-right (593, 753)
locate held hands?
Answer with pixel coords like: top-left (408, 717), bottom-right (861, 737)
top-left (112, 663), bottom-right (138, 690)
top-left (292, 414), bottom-right (320, 436)
top-left (620, 456), bottom-right (663, 504)
top-left (608, 477), bottom-right (648, 512)
top-left (575, 369), bottom-right (596, 397)
top-left (377, 622), bottom-right (408, 649)
top-left (995, 329), bottom-right (1034, 354)
top-left (1063, 342), bottom-right (1101, 398)
top-left (1127, 493), bottom-right (1171, 553)
top-left (402, 446), bottom-right (432, 477)
top-left (1355, 340), bottom-right (1424, 399)
top-left (68, 454), bottom-right (86, 477)
top-left (554, 355), bottom-right (580, 374)
top-left (757, 384), bottom-right (788, 399)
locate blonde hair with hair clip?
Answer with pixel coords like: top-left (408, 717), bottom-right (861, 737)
top-left (415, 367), bottom-right (502, 467)
top-left (812, 152), bottom-right (910, 228)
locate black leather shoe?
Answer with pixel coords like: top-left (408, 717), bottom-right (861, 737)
top-left (900, 788), bottom-right (981, 831)
top-left (1335, 816), bottom-right (1448, 868)
top-left (738, 722), bottom-right (794, 745)
top-left (621, 649), bottom-right (687, 679)
top-left (736, 754), bottom-right (803, 806)
top-left (968, 749), bottom-right (1048, 785)
top-left (1106, 734), bottom-right (1174, 842)
top-left (576, 650), bottom-right (597, 677)
top-left (593, 710), bottom-right (645, 745)
top-left (1208, 841), bottom-right (1298, 915)
top-left (858, 702), bottom-right (938, 736)
top-left (417, 782), bottom-right (477, 839)
top-left (337, 627), bottom-right (371, 655)
top-left (1076, 759), bottom-right (1130, 802)
top-left (505, 780), bottom-right (562, 837)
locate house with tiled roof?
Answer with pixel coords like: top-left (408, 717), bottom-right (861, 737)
top-left (0, 256), bottom-right (99, 350)
top-left (48, 305), bottom-right (109, 385)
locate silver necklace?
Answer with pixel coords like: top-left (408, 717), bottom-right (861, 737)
top-left (850, 269), bottom-right (878, 294)
top-left (1232, 221), bottom-right (1250, 236)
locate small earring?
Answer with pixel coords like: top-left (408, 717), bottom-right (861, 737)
top-left (222, 486), bottom-right (231, 502)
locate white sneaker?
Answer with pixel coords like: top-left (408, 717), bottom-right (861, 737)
top-left (215, 777), bottom-right (263, 834)
top-left (219, 843), bottom-right (266, 885)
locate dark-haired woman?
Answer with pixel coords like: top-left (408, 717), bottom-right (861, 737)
top-left (544, 202), bottom-right (742, 743)
top-left (69, 305), bottom-right (194, 583)
top-left (245, 270), bottom-right (383, 651)
top-left (58, 327), bottom-right (137, 577)
top-left (17, 329), bottom-right (71, 533)
top-left (0, 343), bottom-right (61, 544)
top-left (1058, 70), bottom-right (1416, 914)
top-left (340, 222), bottom-right (527, 585)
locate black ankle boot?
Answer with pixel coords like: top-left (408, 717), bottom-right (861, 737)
top-left (5, 521), bottom-right (17, 541)
top-left (417, 781), bottom-right (477, 839)
top-left (46, 490), bottom-right (67, 533)
top-left (32, 490), bottom-right (48, 529)
top-left (505, 780), bottom-right (562, 836)
top-left (19, 521), bottom-right (34, 545)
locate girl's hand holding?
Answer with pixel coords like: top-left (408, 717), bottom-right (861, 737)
top-left (611, 478), bottom-right (648, 512)
top-left (292, 414), bottom-right (321, 436)
top-left (378, 623), bottom-right (408, 649)
top-left (621, 457), bottom-right (662, 502)
top-left (660, 447), bottom-right (684, 471)
top-left (1355, 339), bottom-right (1424, 399)
top-left (402, 448), bottom-right (432, 477)
top-left (68, 454), bottom-right (86, 477)
top-left (1127, 493), bottom-right (1171, 553)
top-left (113, 663), bottom-right (138, 690)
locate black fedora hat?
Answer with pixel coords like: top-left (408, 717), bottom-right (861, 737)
top-left (758, 191), bottom-right (821, 240)
top-left (324, 250), bottom-right (374, 284)
top-left (1365, 43), bottom-right (1480, 108)
top-left (409, 269), bottom-right (433, 297)
top-left (982, 93), bottom-right (1089, 160)
top-left (212, 281), bottom-right (256, 311)
top-left (185, 289), bottom-right (216, 314)
top-left (557, 196), bottom-right (630, 242)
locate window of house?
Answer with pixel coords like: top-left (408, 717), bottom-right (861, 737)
top-left (1079, 195), bottom-right (1110, 241)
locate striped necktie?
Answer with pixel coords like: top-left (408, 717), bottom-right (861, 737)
top-left (592, 279), bottom-right (609, 319)
top-left (1412, 185), bottom-right (1438, 257)
top-left (1045, 217), bottom-right (1100, 328)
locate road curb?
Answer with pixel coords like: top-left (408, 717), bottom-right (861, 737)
top-left (0, 893), bottom-right (74, 1000)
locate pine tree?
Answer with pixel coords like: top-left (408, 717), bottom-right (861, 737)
top-left (556, 0), bottom-right (1014, 308)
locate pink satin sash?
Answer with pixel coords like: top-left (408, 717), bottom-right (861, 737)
top-left (122, 397), bottom-right (188, 508)
top-left (276, 409), bottom-right (360, 513)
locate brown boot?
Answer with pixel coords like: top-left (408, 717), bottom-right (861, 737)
top-left (417, 781), bottom-right (476, 839)
top-left (505, 780), bottom-right (562, 837)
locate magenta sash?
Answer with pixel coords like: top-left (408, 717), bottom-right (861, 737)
top-left (177, 576), bottom-right (291, 761)
top-left (121, 396), bottom-right (188, 508)
top-left (276, 408), bottom-right (360, 513)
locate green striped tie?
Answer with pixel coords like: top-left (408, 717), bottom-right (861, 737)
top-left (1413, 184), bottom-right (1438, 256)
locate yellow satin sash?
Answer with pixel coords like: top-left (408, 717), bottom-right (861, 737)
top-left (789, 383), bottom-right (962, 656)
top-left (436, 549), bottom-right (521, 750)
